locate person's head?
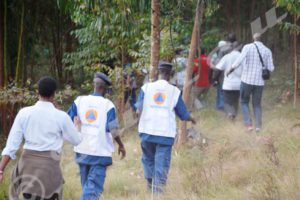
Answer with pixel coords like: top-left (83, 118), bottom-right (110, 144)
top-left (93, 72), bottom-right (112, 95)
top-left (218, 40), bottom-right (226, 48)
top-left (253, 33), bottom-right (261, 42)
top-left (38, 76), bottom-right (57, 100)
top-left (227, 33), bottom-right (237, 43)
top-left (175, 48), bottom-right (184, 56)
top-left (158, 61), bottom-right (173, 81)
top-left (232, 41), bottom-right (241, 51)
top-left (200, 47), bottom-right (206, 55)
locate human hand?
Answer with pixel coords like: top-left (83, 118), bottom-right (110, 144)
top-left (74, 116), bottom-right (81, 132)
top-left (118, 145), bottom-right (126, 160)
top-left (189, 117), bottom-right (197, 125)
top-left (74, 116), bottom-right (81, 126)
top-left (212, 81), bottom-right (219, 87)
top-left (135, 111), bottom-right (140, 119)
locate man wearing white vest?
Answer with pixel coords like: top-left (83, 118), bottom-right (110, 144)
top-left (68, 72), bottom-right (126, 200)
top-left (136, 61), bottom-right (196, 193)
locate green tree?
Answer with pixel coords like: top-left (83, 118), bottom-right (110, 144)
top-left (149, 0), bottom-right (160, 81)
top-left (0, 0), bottom-right (4, 88)
top-left (276, 0), bottom-right (300, 107)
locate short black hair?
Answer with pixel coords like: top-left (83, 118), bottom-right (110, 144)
top-left (158, 68), bottom-right (172, 76)
top-left (38, 76), bottom-right (57, 97)
top-left (227, 33), bottom-right (237, 43)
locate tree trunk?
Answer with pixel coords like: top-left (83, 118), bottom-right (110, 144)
top-left (15, 3), bottom-right (25, 85)
top-left (149, 0), bottom-right (160, 81)
top-left (0, 0), bottom-right (4, 88)
top-left (22, 39), bottom-right (27, 86)
top-left (236, 0), bottom-right (241, 40)
top-left (293, 14), bottom-right (298, 108)
top-left (65, 25), bottom-right (74, 84)
top-left (52, 8), bottom-right (63, 84)
top-left (4, 0), bottom-right (7, 86)
top-left (224, 0), bottom-right (233, 32)
top-left (177, 0), bottom-right (204, 145)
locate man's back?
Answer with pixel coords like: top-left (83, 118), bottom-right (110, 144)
top-left (239, 41), bottom-right (274, 86)
top-left (138, 80), bottom-right (181, 138)
top-left (216, 50), bottom-right (242, 90)
top-left (73, 95), bottom-right (115, 157)
top-left (2, 100), bottom-right (81, 161)
top-left (13, 101), bottom-right (80, 153)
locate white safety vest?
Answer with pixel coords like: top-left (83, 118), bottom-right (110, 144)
top-left (138, 80), bottom-right (181, 138)
top-left (74, 95), bottom-right (115, 157)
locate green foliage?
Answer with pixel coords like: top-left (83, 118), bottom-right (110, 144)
top-left (276, 0), bottom-right (300, 34)
top-left (0, 86), bottom-right (37, 106)
top-left (201, 28), bottom-right (224, 52)
top-left (0, 81), bottom-right (80, 110)
top-left (62, 0), bottom-right (151, 82)
top-left (62, 0), bottom-right (198, 86)
top-left (276, 0), bottom-right (300, 15)
top-left (281, 22), bottom-right (300, 35)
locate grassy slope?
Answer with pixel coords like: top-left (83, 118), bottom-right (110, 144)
top-left (61, 76), bottom-right (300, 199)
top-left (1, 67), bottom-right (300, 200)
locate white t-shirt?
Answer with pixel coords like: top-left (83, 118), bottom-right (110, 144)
top-left (170, 70), bottom-right (185, 87)
top-left (216, 50), bottom-right (242, 90)
top-left (2, 101), bottom-right (82, 159)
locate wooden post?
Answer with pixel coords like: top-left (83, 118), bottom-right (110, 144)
top-left (0, 0), bottom-right (4, 88)
top-left (15, 3), bottom-right (25, 85)
top-left (293, 14), bottom-right (298, 108)
top-left (177, 0), bottom-right (204, 145)
top-left (149, 0), bottom-right (160, 82)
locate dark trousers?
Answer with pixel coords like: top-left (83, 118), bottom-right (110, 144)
top-left (124, 88), bottom-right (137, 111)
top-left (240, 82), bottom-right (264, 128)
top-left (223, 90), bottom-right (240, 117)
top-left (216, 85), bottom-right (224, 110)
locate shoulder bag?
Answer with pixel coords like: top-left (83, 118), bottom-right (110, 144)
top-left (254, 43), bottom-right (270, 80)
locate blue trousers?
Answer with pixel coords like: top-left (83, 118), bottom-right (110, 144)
top-left (141, 141), bottom-right (172, 193)
top-left (216, 85), bottom-right (224, 110)
top-left (78, 164), bottom-right (106, 200)
top-left (240, 82), bottom-right (264, 128)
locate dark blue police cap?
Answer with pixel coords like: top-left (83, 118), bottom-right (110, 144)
top-left (94, 72), bottom-right (112, 86)
top-left (158, 61), bottom-right (173, 71)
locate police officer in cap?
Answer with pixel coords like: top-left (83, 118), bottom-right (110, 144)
top-left (135, 61), bottom-right (196, 193)
top-left (68, 72), bottom-right (126, 200)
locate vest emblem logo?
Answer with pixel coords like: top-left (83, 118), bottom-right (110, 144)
top-left (153, 92), bottom-right (166, 105)
top-left (85, 109), bottom-right (98, 123)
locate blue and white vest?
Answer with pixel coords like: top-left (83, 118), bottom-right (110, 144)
top-left (74, 95), bottom-right (115, 157)
top-left (138, 80), bottom-right (181, 138)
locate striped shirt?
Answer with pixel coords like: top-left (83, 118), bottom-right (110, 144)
top-left (232, 41), bottom-right (274, 86)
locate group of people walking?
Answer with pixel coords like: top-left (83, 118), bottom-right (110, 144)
top-left (0, 32), bottom-right (274, 200)
top-left (192, 32), bottom-right (274, 132)
top-left (0, 63), bottom-right (195, 199)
